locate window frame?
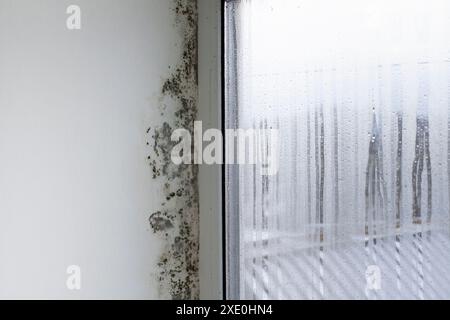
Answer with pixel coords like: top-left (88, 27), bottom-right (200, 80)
top-left (197, 0), bottom-right (225, 300)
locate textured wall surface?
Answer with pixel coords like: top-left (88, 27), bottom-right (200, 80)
top-left (0, 0), bottom-right (198, 299)
top-left (147, 0), bottom-right (199, 299)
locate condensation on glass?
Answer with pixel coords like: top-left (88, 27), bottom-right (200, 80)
top-left (225, 0), bottom-right (450, 299)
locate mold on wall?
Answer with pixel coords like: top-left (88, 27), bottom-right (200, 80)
top-left (146, 0), bottom-right (199, 300)
top-left (1, 0), bottom-right (187, 299)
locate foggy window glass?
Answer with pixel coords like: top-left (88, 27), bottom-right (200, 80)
top-left (225, 0), bottom-right (450, 299)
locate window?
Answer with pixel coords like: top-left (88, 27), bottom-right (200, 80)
top-left (225, 0), bottom-right (450, 299)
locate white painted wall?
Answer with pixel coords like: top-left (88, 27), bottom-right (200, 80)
top-left (0, 0), bottom-right (183, 299)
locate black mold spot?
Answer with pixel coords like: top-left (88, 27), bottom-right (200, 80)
top-left (149, 211), bottom-right (174, 232)
top-left (146, 0), bottom-right (199, 300)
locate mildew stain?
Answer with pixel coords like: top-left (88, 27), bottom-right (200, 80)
top-left (146, 0), bottom-right (199, 300)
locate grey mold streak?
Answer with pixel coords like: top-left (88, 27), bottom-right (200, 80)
top-left (146, 0), bottom-right (199, 300)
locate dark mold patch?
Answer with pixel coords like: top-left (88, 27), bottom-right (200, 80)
top-left (146, 0), bottom-right (199, 300)
top-left (149, 211), bottom-right (174, 233)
